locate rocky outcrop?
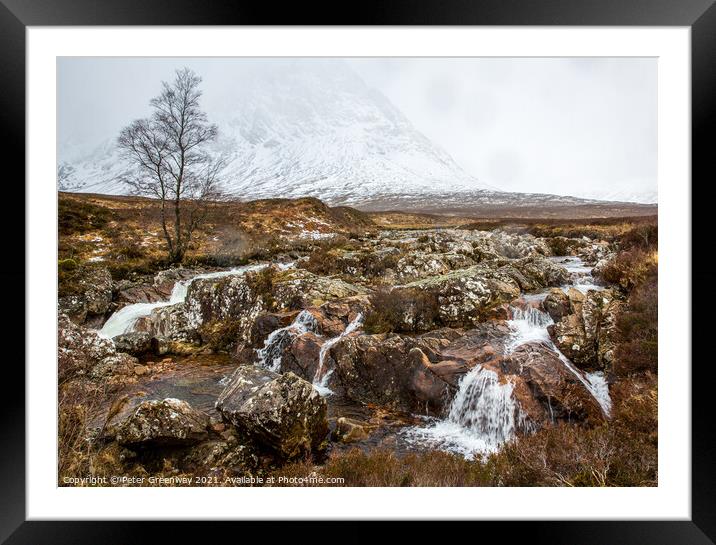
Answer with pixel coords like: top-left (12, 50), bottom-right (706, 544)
top-left (542, 288), bottom-right (571, 322)
top-left (58, 266), bottom-right (113, 325)
top-left (395, 252), bottom-right (476, 283)
top-left (399, 266), bottom-right (521, 328)
top-left (505, 255), bottom-right (571, 290)
top-left (58, 314), bottom-right (136, 381)
top-left (549, 288), bottom-right (623, 371)
top-left (270, 268), bottom-right (367, 308)
top-left (138, 267), bottom-right (368, 350)
top-left (112, 331), bottom-right (155, 357)
top-left (136, 303), bottom-right (199, 344)
top-left (216, 366), bottom-right (328, 461)
top-left (502, 342), bottom-right (604, 425)
top-left (326, 324), bottom-right (512, 414)
top-left (115, 398), bottom-right (211, 448)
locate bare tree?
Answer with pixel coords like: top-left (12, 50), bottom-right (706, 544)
top-left (118, 68), bottom-right (224, 263)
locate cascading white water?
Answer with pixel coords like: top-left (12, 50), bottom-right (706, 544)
top-left (507, 303), bottom-right (612, 417)
top-left (549, 256), bottom-right (605, 294)
top-left (255, 310), bottom-right (318, 372)
top-left (312, 313), bottom-right (363, 396)
top-left (403, 365), bottom-right (520, 460)
top-left (98, 263), bottom-right (267, 339)
top-left (404, 257), bottom-right (613, 458)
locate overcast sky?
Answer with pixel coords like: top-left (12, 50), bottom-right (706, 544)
top-left (58, 57), bottom-right (656, 199)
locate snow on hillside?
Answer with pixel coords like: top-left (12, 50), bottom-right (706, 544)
top-left (59, 61), bottom-right (489, 200)
top-left (58, 60), bottom-right (654, 209)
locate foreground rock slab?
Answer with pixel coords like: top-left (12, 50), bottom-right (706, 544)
top-left (115, 398), bottom-right (211, 448)
top-left (216, 366), bottom-right (328, 461)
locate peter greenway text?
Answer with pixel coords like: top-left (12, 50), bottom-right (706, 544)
top-left (61, 474), bottom-right (345, 486)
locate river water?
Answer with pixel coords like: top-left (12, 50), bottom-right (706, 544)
top-left (402, 256), bottom-right (612, 460)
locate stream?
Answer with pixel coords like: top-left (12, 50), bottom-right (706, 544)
top-left (93, 254), bottom-right (613, 461)
top-left (402, 256), bottom-right (612, 460)
top-left (98, 264), bottom-right (269, 338)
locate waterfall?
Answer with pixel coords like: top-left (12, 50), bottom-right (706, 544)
top-left (98, 263), bottom-right (267, 339)
top-left (312, 313), bottom-right (363, 396)
top-left (404, 292), bottom-right (613, 459)
top-left (255, 310), bottom-right (318, 372)
top-left (403, 365), bottom-right (520, 459)
top-left (507, 303), bottom-right (612, 417)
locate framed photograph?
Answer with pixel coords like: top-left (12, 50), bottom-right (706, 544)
top-left (5, 0), bottom-right (713, 541)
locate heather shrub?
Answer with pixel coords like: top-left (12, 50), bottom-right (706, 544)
top-left (245, 266), bottom-right (278, 309)
top-left (601, 248), bottom-right (657, 292)
top-left (357, 251), bottom-right (400, 277)
top-left (59, 197), bottom-right (112, 235)
top-left (619, 223), bottom-right (658, 251)
top-left (302, 246), bottom-right (341, 275)
top-left (613, 275), bottom-right (658, 376)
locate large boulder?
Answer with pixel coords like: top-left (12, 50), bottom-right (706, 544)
top-left (216, 366), bottom-right (328, 461)
top-left (542, 288), bottom-right (571, 322)
top-left (277, 332), bottom-right (324, 380)
top-left (506, 255), bottom-right (570, 290)
top-left (58, 314), bottom-right (136, 381)
top-left (326, 324), bottom-right (512, 414)
top-left (58, 266), bottom-right (113, 325)
top-left (136, 302), bottom-right (199, 344)
top-left (270, 268), bottom-right (367, 308)
top-left (502, 342), bottom-right (605, 425)
top-left (549, 288), bottom-right (623, 371)
top-left (395, 253), bottom-right (476, 283)
top-left (469, 230), bottom-right (551, 259)
top-left (399, 266), bottom-right (521, 328)
top-left (115, 398), bottom-right (211, 448)
top-left (112, 331), bottom-right (155, 357)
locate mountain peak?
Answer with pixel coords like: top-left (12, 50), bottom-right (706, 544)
top-left (58, 61), bottom-right (494, 201)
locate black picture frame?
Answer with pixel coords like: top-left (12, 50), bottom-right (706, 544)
top-left (3, 0), bottom-right (713, 542)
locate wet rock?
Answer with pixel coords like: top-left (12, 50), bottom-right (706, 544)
top-left (58, 266), bottom-right (113, 324)
top-left (58, 313), bottom-right (137, 381)
top-left (309, 298), bottom-right (370, 337)
top-left (399, 266), bottom-right (520, 328)
top-left (152, 268), bottom-right (205, 298)
top-left (216, 366), bottom-right (328, 461)
top-left (542, 288), bottom-right (571, 322)
top-left (115, 398), bottom-right (211, 448)
top-left (136, 303), bottom-right (200, 344)
top-left (113, 331), bottom-right (154, 356)
top-left (278, 332), bottom-right (323, 380)
top-left (549, 288), bottom-right (623, 371)
top-left (332, 417), bottom-right (369, 443)
top-left (503, 342), bottom-right (604, 424)
top-left (115, 282), bottom-right (165, 305)
top-left (250, 311), bottom-right (300, 348)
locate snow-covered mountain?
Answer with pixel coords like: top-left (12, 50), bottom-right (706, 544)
top-left (566, 188), bottom-right (658, 205)
top-left (58, 60), bottom-right (655, 212)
